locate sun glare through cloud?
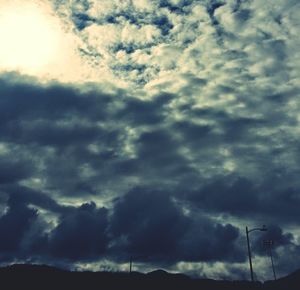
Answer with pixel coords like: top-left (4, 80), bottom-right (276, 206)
top-left (0, 1), bottom-right (61, 72)
top-left (0, 0), bottom-right (87, 82)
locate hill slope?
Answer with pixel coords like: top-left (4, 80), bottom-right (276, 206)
top-left (0, 264), bottom-right (297, 290)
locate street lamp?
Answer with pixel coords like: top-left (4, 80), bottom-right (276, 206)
top-left (129, 256), bottom-right (133, 273)
top-left (246, 225), bottom-right (267, 282)
top-left (263, 240), bottom-right (277, 281)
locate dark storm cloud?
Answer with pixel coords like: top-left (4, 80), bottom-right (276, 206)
top-left (179, 220), bottom-right (244, 263)
top-left (0, 67), bottom-right (300, 271)
top-left (110, 187), bottom-right (244, 264)
top-left (0, 185), bottom-right (72, 214)
top-left (172, 120), bottom-right (215, 149)
top-left (0, 183), bottom-right (244, 265)
top-left (1, 69), bottom-right (300, 270)
top-left (0, 198), bottom-right (38, 253)
top-left (0, 193), bottom-right (109, 263)
top-left (49, 202), bottom-right (109, 261)
top-left (186, 177), bottom-right (300, 224)
top-left (0, 73), bottom-right (132, 196)
top-left (0, 73), bottom-right (198, 196)
top-left (0, 74), bottom-right (112, 126)
top-left (136, 129), bottom-right (184, 170)
top-left (188, 178), bottom-right (257, 215)
top-left (110, 187), bottom-right (189, 262)
top-left (0, 157), bottom-right (34, 185)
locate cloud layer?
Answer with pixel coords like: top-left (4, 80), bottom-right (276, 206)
top-left (0, 0), bottom-right (300, 280)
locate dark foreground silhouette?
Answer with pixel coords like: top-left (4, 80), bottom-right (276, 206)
top-left (0, 264), bottom-right (298, 290)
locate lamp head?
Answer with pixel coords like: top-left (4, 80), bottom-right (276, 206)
top-left (260, 224), bottom-right (267, 231)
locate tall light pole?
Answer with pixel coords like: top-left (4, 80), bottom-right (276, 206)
top-left (246, 225), bottom-right (267, 282)
top-left (263, 240), bottom-right (276, 281)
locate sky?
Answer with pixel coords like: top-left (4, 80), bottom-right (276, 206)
top-left (0, 0), bottom-right (300, 281)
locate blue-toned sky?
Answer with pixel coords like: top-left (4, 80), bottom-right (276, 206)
top-left (0, 0), bottom-right (300, 280)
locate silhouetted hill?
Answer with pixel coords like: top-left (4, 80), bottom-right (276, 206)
top-left (264, 268), bottom-right (300, 290)
top-left (147, 269), bottom-right (189, 280)
top-left (4, 263), bottom-right (67, 273)
top-left (0, 263), bottom-right (297, 290)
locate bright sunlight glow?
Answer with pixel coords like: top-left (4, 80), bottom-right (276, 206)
top-left (0, 1), bottom-right (61, 74)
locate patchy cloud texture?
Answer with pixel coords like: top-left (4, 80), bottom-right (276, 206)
top-left (0, 0), bottom-right (300, 280)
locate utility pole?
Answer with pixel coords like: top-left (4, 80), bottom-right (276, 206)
top-left (263, 240), bottom-right (276, 280)
top-left (246, 226), bottom-right (254, 282)
top-left (129, 256), bottom-right (132, 273)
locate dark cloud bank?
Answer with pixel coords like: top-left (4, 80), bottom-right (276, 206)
top-left (0, 70), bottom-right (300, 279)
top-left (0, 73), bottom-right (242, 264)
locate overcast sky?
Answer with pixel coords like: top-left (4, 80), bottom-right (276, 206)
top-left (0, 0), bottom-right (300, 281)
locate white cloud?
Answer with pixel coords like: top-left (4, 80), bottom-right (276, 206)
top-left (132, 0), bottom-right (155, 12)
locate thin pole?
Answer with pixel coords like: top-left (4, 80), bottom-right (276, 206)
top-left (269, 246), bottom-right (276, 280)
top-left (246, 226), bottom-right (254, 282)
top-left (129, 256), bottom-right (132, 273)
